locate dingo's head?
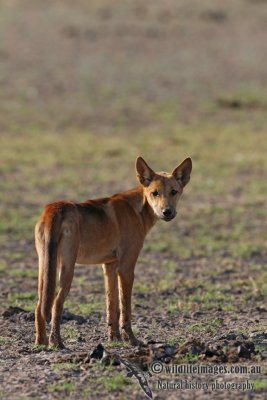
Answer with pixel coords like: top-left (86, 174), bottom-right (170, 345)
top-left (136, 156), bottom-right (192, 221)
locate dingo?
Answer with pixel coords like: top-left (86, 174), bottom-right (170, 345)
top-left (35, 156), bottom-right (192, 347)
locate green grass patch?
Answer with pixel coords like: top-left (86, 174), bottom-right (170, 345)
top-left (62, 326), bottom-right (80, 341)
top-left (48, 381), bottom-right (76, 394)
top-left (166, 336), bottom-right (178, 346)
top-left (177, 350), bottom-right (200, 364)
top-left (187, 318), bottom-right (223, 335)
top-left (105, 341), bottom-right (130, 349)
top-left (53, 362), bottom-right (79, 372)
top-left (65, 300), bottom-right (103, 316)
top-left (9, 268), bottom-right (37, 279)
top-left (97, 374), bottom-right (132, 392)
top-left (32, 344), bottom-right (48, 352)
top-left (251, 379), bottom-right (267, 391)
top-left (217, 88), bottom-right (267, 110)
top-left (0, 265), bottom-right (6, 274)
top-left (8, 292), bottom-right (36, 311)
top-left (0, 336), bottom-right (10, 345)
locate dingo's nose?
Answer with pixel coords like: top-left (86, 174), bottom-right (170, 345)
top-left (163, 208), bottom-right (173, 218)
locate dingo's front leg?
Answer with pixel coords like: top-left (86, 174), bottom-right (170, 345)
top-left (118, 264), bottom-right (141, 346)
top-left (103, 262), bottom-right (121, 341)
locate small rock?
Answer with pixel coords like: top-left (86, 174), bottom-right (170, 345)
top-left (214, 332), bottom-right (237, 341)
top-left (20, 312), bottom-right (35, 322)
top-left (62, 310), bottom-right (86, 324)
top-left (191, 311), bottom-right (204, 317)
top-left (244, 342), bottom-right (255, 353)
top-left (202, 10), bottom-right (227, 23)
top-left (90, 343), bottom-right (104, 359)
top-left (237, 345), bottom-right (251, 359)
top-left (179, 340), bottom-right (204, 356)
top-left (2, 306), bottom-right (25, 318)
top-left (165, 346), bottom-right (175, 357)
top-left (249, 332), bottom-right (267, 340)
top-left (162, 357), bottom-right (172, 364)
top-left (205, 348), bottom-right (219, 357)
top-left (147, 339), bottom-right (157, 344)
top-left (152, 343), bottom-right (165, 349)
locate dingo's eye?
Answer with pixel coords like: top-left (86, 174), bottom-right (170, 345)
top-left (171, 189), bottom-right (178, 196)
top-left (152, 190), bottom-right (159, 197)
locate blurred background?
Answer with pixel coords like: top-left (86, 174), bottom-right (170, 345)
top-left (0, 0), bottom-right (267, 398)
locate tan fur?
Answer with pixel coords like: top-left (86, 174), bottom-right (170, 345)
top-left (35, 156), bottom-right (192, 347)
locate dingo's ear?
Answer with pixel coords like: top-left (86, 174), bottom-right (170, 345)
top-left (172, 157), bottom-right (192, 187)
top-left (136, 157), bottom-right (155, 187)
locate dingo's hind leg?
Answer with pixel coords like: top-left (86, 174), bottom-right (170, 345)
top-left (35, 224), bottom-right (48, 346)
top-left (49, 234), bottom-right (78, 348)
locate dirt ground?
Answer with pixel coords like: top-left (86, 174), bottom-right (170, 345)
top-left (0, 0), bottom-right (267, 399)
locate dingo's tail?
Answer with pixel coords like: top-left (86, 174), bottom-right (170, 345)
top-left (41, 213), bottom-right (61, 322)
